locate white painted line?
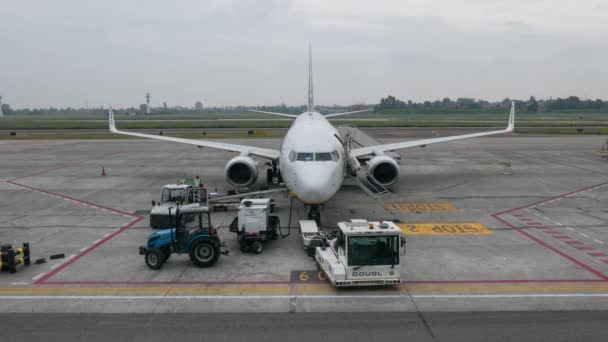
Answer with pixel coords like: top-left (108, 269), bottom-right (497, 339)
top-left (543, 216), bottom-right (551, 221)
top-left (580, 233), bottom-right (589, 238)
top-left (10, 282), bottom-right (30, 285)
top-left (67, 254), bottom-right (76, 260)
top-left (566, 227), bottom-right (575, 231)
top-left (50, 263), bottom-right (61, 270)
top-left (92, 239), bottom-right (101, 245)
top-left (554, 222), bottom-right (563, 226)
top-left (31, 273), bottom-right (45, 281)
top-left (2, 294), bottom-right (608, 300)
top-left (103, 233), bottom-right (111, 238)
top-left (594, 239), bottom-right (605, 245)
top-left (80, 246), bottom-right (88, 252)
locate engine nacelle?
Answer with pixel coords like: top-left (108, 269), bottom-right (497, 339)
top-left (366, 155), bottom-right (400, 186)
top-left (225, 156), bottom-right (258, 187)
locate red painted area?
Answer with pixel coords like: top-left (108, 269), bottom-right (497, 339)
top-left (8, 153), bottom-right (608, 286)
top-left (543, 230), bottom-right (560, 234)
top-left (589, 252), bottom-right (608, 257)
top-left (40, 279), bottom-right (608, 286)
top-left (34, 217), bottom-right (142, 284)
top-left (565, 241), bottom-right (583, 245)
top-left (577, 246), bottom-right (595, 251)
top-left (495, 181), bottom-right (608, 215)
top-left (554, 236), bottom-right (571, 239)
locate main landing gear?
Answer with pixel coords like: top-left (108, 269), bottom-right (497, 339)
top-left (266, 160), bottom-right (283, 186)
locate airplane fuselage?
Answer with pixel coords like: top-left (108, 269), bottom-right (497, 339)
top-left (279, 112), bottom-right (345, 204)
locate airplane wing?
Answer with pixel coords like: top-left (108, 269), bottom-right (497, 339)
top-left (324, 109), bottom-right (373, 118)
top-left (248, 110), bottom-right (299, 118)
top-left (108, 109), bottom-right (281, 160)
top-left (350, 102), bottom-right (515, 158)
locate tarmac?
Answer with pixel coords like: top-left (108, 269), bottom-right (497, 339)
top-left (2, 311), bottom-right (608, 342)
top-left (1, 131), bottom-right (608, 313)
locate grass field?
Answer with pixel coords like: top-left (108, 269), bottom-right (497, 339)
top-left (2, 127), bottom-right (607, 140)
top-left (1, 111), bottom-right (608, 136)
top-left (0, 130), bottom-right (285, 140)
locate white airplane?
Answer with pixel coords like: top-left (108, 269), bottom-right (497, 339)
top-left (109, 47), bottom-right (515, 224)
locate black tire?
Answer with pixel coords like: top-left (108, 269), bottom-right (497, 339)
top-left (145, 249), bottom-right (165, 270)
top-left (239, 240), bottom-right (248, 253)
top-left (266, 168), bottom-right (274, 185)
top-left (162, 247), bottom-right (171, 261)
top-left (189, 239), bottom-right (220, 267)
top-left (251, 240), bottom-right (263, 254)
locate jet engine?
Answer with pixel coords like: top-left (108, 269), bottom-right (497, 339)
top-left (225, 156), bottom-right (258, 187)
top-left (366, 155), bottom-right (400, 186)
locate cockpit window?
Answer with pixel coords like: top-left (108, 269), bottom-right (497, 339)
top-left (296, 152), bottom-right (314, 161)
top-left (315, 152), bottom-right (333, 161)
top-left (331, 151), bottom-right (339, 161)
top-left (294, 151), bottom-right (339, 162)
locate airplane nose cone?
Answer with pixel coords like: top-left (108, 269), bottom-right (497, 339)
top-left (295, 165), bottom-right (340, 204)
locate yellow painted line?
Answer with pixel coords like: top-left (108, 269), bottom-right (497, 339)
top-left (386, 202), bottom-right (456, 212)
top-left (398, 223), bottom-right (492, 235)
top-left (0, 285), bottom-right (291, 296)
top-left (166, 285), bottom-right (291, 295)
top-left (403, 283), bottom-right (608, 293)
top-left (0, 283), bottom-right (607, 296)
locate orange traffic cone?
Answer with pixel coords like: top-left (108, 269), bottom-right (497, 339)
top-left (101, 166), bottom-right (106, 176)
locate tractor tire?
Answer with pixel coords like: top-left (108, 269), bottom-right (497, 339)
top-left (251, 240), bottom-right (263, 254)
top-left (145, 249), bottom-right (165, 270)
top-left (162, 247), bottom-right (171, 262)
top-left (189, 239), bottom-right (220, 267)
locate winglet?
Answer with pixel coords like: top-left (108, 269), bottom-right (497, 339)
top-left (507, 101), bottom-right (515, 132)
top-left (307, 44), bottom-right (314, 113)
top-left (108, 107), bottom-right (117, 133)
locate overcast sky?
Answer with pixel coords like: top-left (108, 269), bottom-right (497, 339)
top-left (1, 0), bottom-right (607, 108)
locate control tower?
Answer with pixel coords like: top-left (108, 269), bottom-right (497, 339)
top-left (145, 92), bottom-right (151, 114)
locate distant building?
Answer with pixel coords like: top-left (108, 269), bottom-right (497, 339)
top-left (0, 96), bottom-right (3, 117)
top-left (195, 101), bottom-right (203, 112)
top-left (537, 101), bottom-right (545, 113)
top-left (163, 102), bottom-right (167, 111)
top-left (139, 104), bottom-right (147, 114)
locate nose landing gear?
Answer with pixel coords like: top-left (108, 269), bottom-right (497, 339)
top-left (307, 204), bottom-right (321, 227)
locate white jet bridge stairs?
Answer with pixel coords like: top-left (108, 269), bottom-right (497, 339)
top-left (354, 174), bottom-right (390, 199)
top-left (337, 125), bottom-right (396, 199)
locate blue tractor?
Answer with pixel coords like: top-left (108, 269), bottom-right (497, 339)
top-left (139, 203), bottom-right (227, 270)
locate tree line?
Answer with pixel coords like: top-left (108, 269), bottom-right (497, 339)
top-left (2, 95), bottom-right (608, 116)
top-left (374, 95), bottom-right (608, 114)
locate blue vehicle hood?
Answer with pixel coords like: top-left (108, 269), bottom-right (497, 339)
top-left (147, 228), bottom-right (175, 247)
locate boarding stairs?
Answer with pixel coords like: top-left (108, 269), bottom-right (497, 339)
top-left (354, 174), bottom-right (390, 199)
